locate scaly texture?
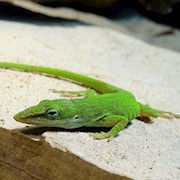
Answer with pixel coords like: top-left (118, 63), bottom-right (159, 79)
top-left (0, 62), bottom-right (179, 140)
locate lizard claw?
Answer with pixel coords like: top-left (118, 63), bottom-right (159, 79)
top-left (91, 131), bottom-right (113, 141)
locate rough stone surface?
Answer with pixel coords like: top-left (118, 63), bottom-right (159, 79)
top-left (0, 19), bottom-right (180, 179)
top-left (0, 128), bottom-right (125, 180)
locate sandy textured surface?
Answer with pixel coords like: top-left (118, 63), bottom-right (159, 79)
top-left (0, 19), bottom-right (180, 179)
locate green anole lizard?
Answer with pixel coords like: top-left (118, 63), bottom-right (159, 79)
top-left (0, 62), bottom-right (179, 140)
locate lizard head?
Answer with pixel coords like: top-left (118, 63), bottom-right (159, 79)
top-left (13, 99), bottom-right (80, 128)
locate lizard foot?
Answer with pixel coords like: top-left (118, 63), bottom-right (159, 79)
top-left (92, 132), bottom-right (114, 141)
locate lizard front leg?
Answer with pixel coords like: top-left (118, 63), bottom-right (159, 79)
top-left (92, 115), bottom-right (129, 141)
top-left (50, 89), bottom-right (97, 98)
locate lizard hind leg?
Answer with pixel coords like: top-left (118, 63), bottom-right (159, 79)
top-left (157, 111), bottom-right (180, 119)
top-left (138, 103), bottom-right (180, 120)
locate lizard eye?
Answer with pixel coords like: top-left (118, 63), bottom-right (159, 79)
top-left (46, 109), bottom-right (59, 119)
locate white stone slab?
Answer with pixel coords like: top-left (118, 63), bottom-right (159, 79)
top-left (0, 19), bottom-right (179, 179)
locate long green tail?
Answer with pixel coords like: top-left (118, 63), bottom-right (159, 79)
top-left (0, 61), bottom-right (123, 94)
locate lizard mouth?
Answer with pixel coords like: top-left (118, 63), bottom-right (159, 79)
top-left (13, 113), bottom-right (44, 125)
top-left (13, 114), bottom-right (66, 127)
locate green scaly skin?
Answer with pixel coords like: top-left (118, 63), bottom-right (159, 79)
top-left (0, 62), bottom-right (179, 140)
